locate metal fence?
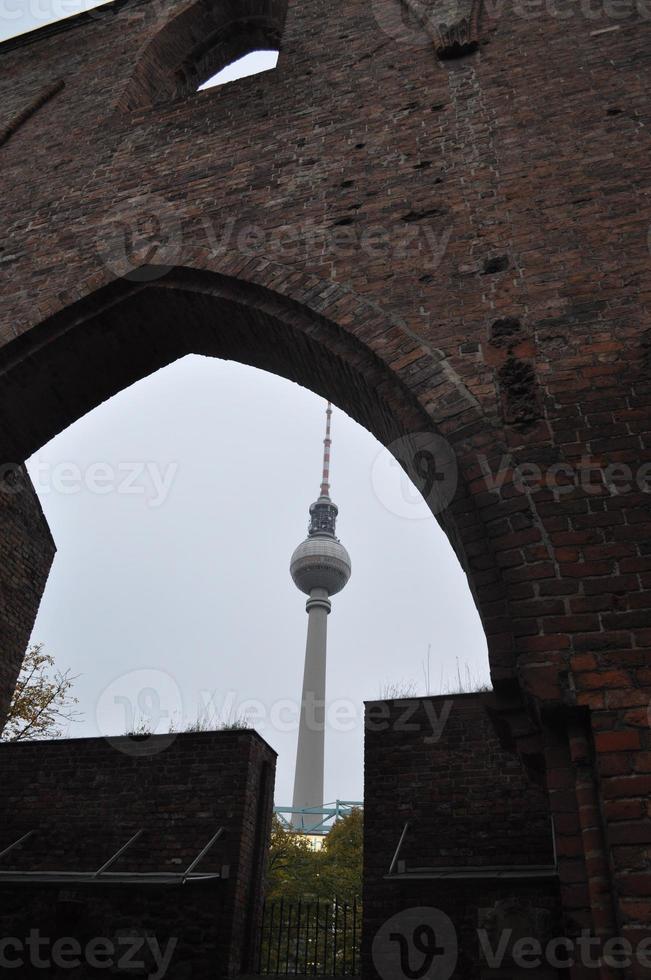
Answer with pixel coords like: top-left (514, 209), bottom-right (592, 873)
top-left (256, 898), bottom-right (361, 976)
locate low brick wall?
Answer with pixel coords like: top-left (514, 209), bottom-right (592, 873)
top-left (363, 694), bottom-right (562, 979)
top-left (0, 730), bottom-right (276, 978)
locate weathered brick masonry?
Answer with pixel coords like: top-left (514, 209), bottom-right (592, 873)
top-left (0, 730), bottom-right (276, 977)
top-left (0, 467), bottom-right (55, 723)
top-left (363, 694), bottom-right (561, 978)
top-left (1, 0), bottom-right (650, 965)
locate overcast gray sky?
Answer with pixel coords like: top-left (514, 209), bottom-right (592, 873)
top-left (6, 3), bottom-right (489, 806)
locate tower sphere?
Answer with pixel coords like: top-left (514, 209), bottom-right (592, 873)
top-left (290, 532), bottom-right (352, 597)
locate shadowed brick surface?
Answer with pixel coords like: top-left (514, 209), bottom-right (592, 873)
top-left (363, 695), bottom-right (561, 978)
top-left (0, 730), bottom-right (276, 977)
top-left (0, 466), bottom-right (55, 724)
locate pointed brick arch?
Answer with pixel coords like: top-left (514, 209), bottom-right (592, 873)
top-left (0, 258), bottom-right (511, 669)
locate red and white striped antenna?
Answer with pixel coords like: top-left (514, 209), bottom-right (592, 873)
top-left (320, 401), bottom-right (333, 498)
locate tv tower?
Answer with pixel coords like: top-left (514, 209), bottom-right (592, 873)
top-left (289, 402), bottom-right (352, 827)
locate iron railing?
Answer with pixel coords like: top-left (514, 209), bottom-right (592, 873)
top-left (256, 898), bottom-right (361, 976)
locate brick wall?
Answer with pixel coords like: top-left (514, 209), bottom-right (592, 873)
top-left (363, 694), bottom-right (562, 978)
top-left (0, 466), bottom-right (55, 725)
top-left (0, 730), bottom-right (276, 977)
top-left (1, 0), bottom-right (650, 949)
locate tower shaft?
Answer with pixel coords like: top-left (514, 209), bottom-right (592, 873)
top-left (291, 588), bottom-right (331, 827)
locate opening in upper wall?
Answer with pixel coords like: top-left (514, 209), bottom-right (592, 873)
top-left (117, 0), bottom-right (288, 111)
top-left (198, 50), bottom-right (279, 91)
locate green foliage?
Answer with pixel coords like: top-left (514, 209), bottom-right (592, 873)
top-left (320, 806), bottom-right (363, 902)
top-left (266, 815), bottom-right (321, 900)
top-left (265, 809), bottom-right (363, 903)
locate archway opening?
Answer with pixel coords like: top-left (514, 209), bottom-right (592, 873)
top-left (21, 353), bottom-right (489, 804)
top-left (0, 267), bottom-right (495, 786)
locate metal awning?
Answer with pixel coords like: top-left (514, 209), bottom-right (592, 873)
top-left (0, 871), bottom-right (226, 885)
top-left (0, 828), bottom-right (230, 886)
top-left (385, 821), bottom-right (559, 881)
top-left (384, 866), bottom-right (559, 881)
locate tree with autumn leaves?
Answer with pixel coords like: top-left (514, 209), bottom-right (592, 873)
top-left (265, 808), bottom-right (363, 902)
top-left (1, 643), bottom-right (81, 742)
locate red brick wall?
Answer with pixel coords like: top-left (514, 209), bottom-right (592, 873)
top-left (1, 0), bottom-right (650, 948)
top-left (0, 730), bottom-right (276, 977)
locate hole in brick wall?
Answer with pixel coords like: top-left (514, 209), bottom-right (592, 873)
top-left (482, 255), bottom-right (509, 275)
top-left (437, 39), bottom-right (479, 59)
top-left (490, 317), bottom-right (522, 346)
top-left (498, 357), bottom-right (540, 428)
top-left (402, 207), bottom-right (446, 223)
top-left (198, 50), bottom-right (279, 91)
top-left (641, 328), bottom-right (651, 369)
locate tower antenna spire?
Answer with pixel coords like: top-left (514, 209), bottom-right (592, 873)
top-left (320, 401), bottom-right (333, 498)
